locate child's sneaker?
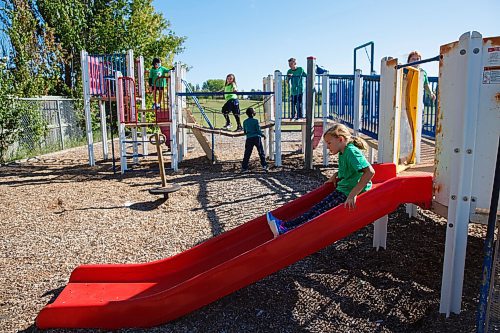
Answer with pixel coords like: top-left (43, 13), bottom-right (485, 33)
top-left (263, 165), bottom-right (268, 172)
top-left (223, 124), bottom-right (232, 130)
top-left (266, 212), bottom-right (287, 237)
top-left (236, 126), bottom-right (243, 131)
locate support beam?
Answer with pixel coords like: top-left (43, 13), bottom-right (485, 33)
top-left (304, 56), bottom-right (316, 170)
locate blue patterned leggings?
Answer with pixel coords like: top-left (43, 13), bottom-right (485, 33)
top-left (283, 190), bottom-right (347, 230)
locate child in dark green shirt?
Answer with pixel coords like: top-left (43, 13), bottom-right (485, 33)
top-left (148, 58), bottom-right (172, 110)
top-left (287, 58), bottom-right (307, 120)
top-left (241, 108), bottom-right (267, 172)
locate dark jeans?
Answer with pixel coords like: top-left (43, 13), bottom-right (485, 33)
top-left (222, 99), bottom-right (242, 128)
top-left (290, 94), bottom-right (303, 119)
top-left (242, 136), bottom-right (267, 170)
top-left (283, 190), bottom-right (347, 229)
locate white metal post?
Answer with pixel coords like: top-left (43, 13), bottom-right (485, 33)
top-left (137, 56), bottom-right (148, 156)
top-left (175, 62), bottom-right (188, 162)
top-left (170, 69), bottom-right (178, 172)
top-left (81, 50), bottom-right (95, 166)
top-left (439, 31), bottom-right (484, 316)
top-left (321, 72), bottom-right (330, 166)
top-left (274, 70), bottom-right (283, 167)
top-left (378, 57), bottom-right (402, 165)
top-left (353, 69), bottom-right (363, 135)
top-left (304, 57), bottom-right (316, 170)
top-left (372, 57), bottom-right (401, 250)
top-left (115, 71), bottom-right (127, 173)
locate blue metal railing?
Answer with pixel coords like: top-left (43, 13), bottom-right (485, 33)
top-left (281, 75), bottom-right (306, 119)
top-left (422, 77), bottom-right (438, 138)
top-left (88, 53), bottom-right (127, 97)
top-left (360, 75), bottom-right (380, 139)
top-left (329, 75), bottom-right (355, 127)
top-left (279, 72), bottom-right (437, 140)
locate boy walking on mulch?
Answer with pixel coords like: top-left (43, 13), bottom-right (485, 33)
top-left (241, 108), bottom-right (267, 173)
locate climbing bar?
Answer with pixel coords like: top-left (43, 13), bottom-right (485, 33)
top-left (396, 55), bottom-right (441, 69)
top-left (176, 91), bottom-right (274, 97)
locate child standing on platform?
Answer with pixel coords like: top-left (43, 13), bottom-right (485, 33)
top-left (267, 123), bottom-right (375, 237)
top-left (221, 74), bottom-right (242, 131)
top-left (241, 108), bottom-right (268, 173)
top-left (148, 58), bottom-right (172, 110)
top-left (287, 58), bottom-right (307, 120)
top-left (407, 51), bottom-right (436, 102)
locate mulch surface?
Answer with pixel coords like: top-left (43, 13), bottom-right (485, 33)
top-left (0, 132), bottom-right (485, 332)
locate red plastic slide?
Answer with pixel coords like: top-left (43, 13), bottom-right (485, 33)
top-left (36, 163), bottom-right (432, 329)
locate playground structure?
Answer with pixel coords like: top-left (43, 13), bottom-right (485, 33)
top-left (42, 31), bottom-right (499, 329)
top-left (81, 50), bottom-right (190, 173)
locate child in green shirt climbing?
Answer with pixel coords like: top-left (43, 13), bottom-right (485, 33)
top-left (221, 73), bottom-right (242, 131)
top-left (148, 58), bottom-right (172, 110)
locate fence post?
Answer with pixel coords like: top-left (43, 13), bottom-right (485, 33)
top-left (274, 70), bottom-right (282, 167)
top-left (56, 99), bottom-right (65, 150)
top-left (304, 56), bottom-right (316, 170)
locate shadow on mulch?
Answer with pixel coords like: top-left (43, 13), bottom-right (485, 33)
top-left (9, 153), bottom-right (483, 332)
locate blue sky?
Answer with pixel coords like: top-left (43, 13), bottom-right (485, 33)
top-left (155, 0), bottom-right (499, 91)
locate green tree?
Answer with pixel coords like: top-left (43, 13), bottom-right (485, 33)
top-left (0, 58), bottom-right (17, 162)
top-left (1, 0), bottom-right (61, 96)
top-left (2, 0), bottom-right (185, 95)
top-left (0, 58), bottom-right (46, 163)
top-left (202, 79), bottom-right (224, 92)
top-left (36, 0), bottom-right (185, 94)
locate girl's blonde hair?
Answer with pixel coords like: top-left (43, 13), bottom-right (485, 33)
top-left (225, 73), bottom-right (236, 86)
top-left (324, 123), bottom-right (368, 150)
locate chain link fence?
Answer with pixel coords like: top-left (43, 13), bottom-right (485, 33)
top-left (5, 97), bottom-right (86, 161)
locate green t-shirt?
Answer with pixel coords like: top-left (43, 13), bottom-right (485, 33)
top-left (149, 66), bottom-right (170, 88)
top-left (243, 117), bottom-right (263, 139)
top-left (224, 83), bottom-right (237, 100)
top-left (336, 143), bottom-right (372, 196)
top-left (421, 69), bottom-right (433, 97)
top-left (286, 67), bottom-right (306, 96)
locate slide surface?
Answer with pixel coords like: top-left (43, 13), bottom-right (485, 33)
top-left (36, 163), bottom-right (432, 329)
